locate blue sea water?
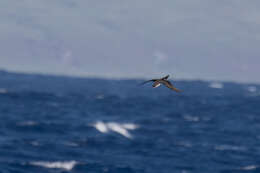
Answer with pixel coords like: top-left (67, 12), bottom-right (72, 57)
top-left (0, 70), bottom-right (260, 173)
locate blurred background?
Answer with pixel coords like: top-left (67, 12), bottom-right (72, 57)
top-left (1, 1), bottom-right (260, 173)
top-left (1, 0), bottom-right (260, 82)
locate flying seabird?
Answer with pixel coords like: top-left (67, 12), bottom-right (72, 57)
top-left (140, 75), bottom-right (181, 92)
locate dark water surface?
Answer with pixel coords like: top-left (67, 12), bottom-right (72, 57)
top-left (0, 71), bottom-right (260, 173)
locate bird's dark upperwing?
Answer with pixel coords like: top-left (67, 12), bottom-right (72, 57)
top-left (161, 80), bottom-right (181, 92)
top-left (139, 79), bottom-right (157, 85)
top-left (161, 75), bottom-right (170, 80)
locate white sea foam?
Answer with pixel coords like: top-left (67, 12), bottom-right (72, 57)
top-left (181, 170), bottom-right (189, 173)
top-left (17, 121), bottom-right (38, 126)
top-left (215, 145), bottom-right (246, 151)
top-left (122, 123), bottom-right (138, 130)
top-left (209, 82), bottom-right (223, 89)
top-left (94, 121), bottom-right (109, 133)
top-left (0, 88), bottom-right (7, 94)
top-left (30, 161), bottom-right (77, 171)
top-left (92, 121), bottom-right (138, 139)
top-left (107, 122), bottom-right (132, 138)
top-left (183, 115), bottom-right (199, 122)
top-left (96, 94), bottom-right (105, 99)
top-left (240, 165), bottom-right (258, 170)
top-left (30, 141), bottom-right (40, 146)
top-left (248, 86), bottom-right (257, 92)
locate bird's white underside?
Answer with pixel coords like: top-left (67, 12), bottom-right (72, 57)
top-left (153, 83), bottom-right (161, 88)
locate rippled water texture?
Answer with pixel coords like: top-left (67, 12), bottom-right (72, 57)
top-left (0, 71), bottom-right (260, 173)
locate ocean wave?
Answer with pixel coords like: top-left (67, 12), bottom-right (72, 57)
top-left (107, 122), bottom-right (133, 139)
top-left (30, 161), bottom-right (77, 171)
top-left (183, 115), bottom-right (200, 122)
top-left (96, 94), bottom-right (105, 99)
top-left (121, 123), bottom-right (138, 130)
top-left (30, 141), bottom-right (40, 146)
top-left (92, 121), bottom-right (138, 139)
top-left (64, 141), bottom-right (79, 147)
top-left (93, 121), bottom-right (109, 133)
top-left (214, 145), bottom-right (247, 151)
top-left (0, 88), bottom-right (8, 94)
top-left (176, 141), bottom-right (193, 148)
top-left (209, 82), bottom-right (223, 89)
top-left (17, 121), bottom-right (38, 126)
top-left (240, 165), bottom-right (259, 170)
top-left (248, 86), bottom-right (257, 92)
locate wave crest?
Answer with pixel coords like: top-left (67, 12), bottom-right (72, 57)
top-left (30, 161), bottom-right (77, 171)
top-left (92, 121), bottom-right (138, 139)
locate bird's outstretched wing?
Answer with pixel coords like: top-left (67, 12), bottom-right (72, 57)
top-left (139, 79), bottom-right (157, 86)
top-left (161, 75), bottom-right (170, 80)
top-left (161, 80), bottom-right (181, 92)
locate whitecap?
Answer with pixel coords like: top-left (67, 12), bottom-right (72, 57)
top-left (30, 141), bottom-right (40, 146)
top-left (17, 121), bottom-right (38, 126)
top-left (93, 121), bottom-right (109, 133)
top-left (121, 123), bottom-right (138, 130)
top-left (0, 88), bottom-right (7, 94)
top-left (183, 115), bottom-right (199, 122)
top-left (181, 170), bottom-right (189, 173)
top-left (92, 121), bottom-right (138, 139)
top-left (30, 161), bottom-right (77, 171)
top-left (248, 86), bottom-right (257, 92)
top-left (209, 82), bottom-right (223, 89)
top-left (214, 145), bottom-right (246, 151)
top-left (107, 122), bottom-right (132, 139)
top-left (96, 94), bottom-right (105, 99)
top-left (240, 165), bottom-right (258, 170)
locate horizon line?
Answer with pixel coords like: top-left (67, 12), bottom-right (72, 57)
top-left (0, 68), bottom-right (259, 85)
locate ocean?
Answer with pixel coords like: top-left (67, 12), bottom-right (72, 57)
top-left (0, 70), bottom-right (260, 173)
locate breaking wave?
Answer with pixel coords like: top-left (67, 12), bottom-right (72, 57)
top-left (30, 161), bottom-right (77, 171)
top-left (209, 82), bottom-right (223, 89)
top-left (92, 121), bottom-right (138, 139)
